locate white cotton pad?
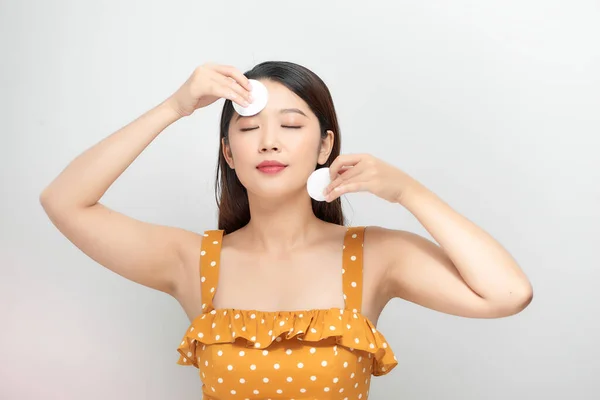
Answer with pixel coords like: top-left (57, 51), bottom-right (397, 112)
top-left (232, 79), bottom-right (269, 116)
top-left (307, 167), bottom-right (332, 201)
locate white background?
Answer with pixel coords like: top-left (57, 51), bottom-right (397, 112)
top-left (1, 0), bottom-right (599, 398)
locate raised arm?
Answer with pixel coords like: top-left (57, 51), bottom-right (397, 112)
top-left (40, 63), bottom-right (252, 296)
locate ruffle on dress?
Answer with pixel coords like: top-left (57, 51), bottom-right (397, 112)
top-left (177, 308), bottom-right (398, 376)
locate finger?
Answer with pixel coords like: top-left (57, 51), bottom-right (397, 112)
top-left (211, 64), bottom-right (252, 92)
top-left (211, 72), bottom-right (252, 103)
top-left (339, 166), bottom-right (353, 174)
top-left (329, 154), bottom-right (362, 180)
top-left (325, 166), bottom-right (363, 195)
top-left (208, 77), bottom-right (249, 108)
top-left (326, 181), bottom-right (366, 202)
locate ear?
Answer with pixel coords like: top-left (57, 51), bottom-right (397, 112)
top-left (222, 137), bottom-right (235, 169)
top-left (317, 130), bottom-right (335, 165)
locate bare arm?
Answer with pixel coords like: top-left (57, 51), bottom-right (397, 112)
top-left (40, 102), bottom-right (196, 294)
top-left (379, 183), bottom-right (532, 319)
top-left (40, 63), bottom-right (252, 296)
top-left (321, 153), bottom-right (532, 318)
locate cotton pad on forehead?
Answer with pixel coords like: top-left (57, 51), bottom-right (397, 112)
top-left (232, 79), bottom-right (269, 117)
top-left (307, 167), bottom-right (332, 202)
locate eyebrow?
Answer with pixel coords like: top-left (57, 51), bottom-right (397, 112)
top-left (235, 108), bottom-right (308, 122)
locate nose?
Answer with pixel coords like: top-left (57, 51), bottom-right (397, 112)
top-left (258, 124), bottom-right (280, 153)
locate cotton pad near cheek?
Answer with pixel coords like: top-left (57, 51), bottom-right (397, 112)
top-left (307, 167), bottom-right (332, 201)
top-left (232, 79), bottom-right (269, 116)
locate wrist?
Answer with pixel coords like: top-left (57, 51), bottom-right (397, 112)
top-left (160, 97), bottom-right (187, 121)
top-left (396, 179), bottom-right (427, 206)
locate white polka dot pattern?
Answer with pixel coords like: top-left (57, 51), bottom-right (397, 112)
top-left (176, 227), bottom-right (397, 399)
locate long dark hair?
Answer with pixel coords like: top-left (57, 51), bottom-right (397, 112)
top-left (215, 61), bottom-right (344, 234)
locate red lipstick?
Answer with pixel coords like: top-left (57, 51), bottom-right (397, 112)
top-left (257, 160), bottom-right (287, 174)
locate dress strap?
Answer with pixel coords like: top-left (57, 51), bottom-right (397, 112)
top-left (342, 226), bottom-right (366, 313)
top-left (199, 229), bottom-right (224, 313)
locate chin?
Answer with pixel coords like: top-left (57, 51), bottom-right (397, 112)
top-left (247, 184), bottom-right (307, 202)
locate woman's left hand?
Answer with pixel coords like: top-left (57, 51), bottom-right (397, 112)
top-left (323, 153), bottom-right (418, 203)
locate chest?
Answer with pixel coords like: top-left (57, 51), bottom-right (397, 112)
top-left (196, 338), bottom-right (373, 400)
top-left (214, 243), bottom-right (346, 312)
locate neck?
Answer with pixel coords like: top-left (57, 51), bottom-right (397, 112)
top-left (244, 191), bottom-right (326, 253)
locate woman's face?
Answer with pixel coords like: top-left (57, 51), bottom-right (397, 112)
top-left (223, 79), bottom-right (334, 200)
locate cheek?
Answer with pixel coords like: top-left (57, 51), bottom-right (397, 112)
top-left (227, 138), bottom-right (252, 162)
top-left (289, 130), bottom-right (322, 157)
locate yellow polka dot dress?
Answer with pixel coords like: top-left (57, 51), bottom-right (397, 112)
top-left (177, 227), bottom-right (398, 399)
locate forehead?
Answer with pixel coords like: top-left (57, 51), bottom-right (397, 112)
top-left (230, 79), bottom-right (316, 125)
top-left (257, 79), bottom-right (310, 115)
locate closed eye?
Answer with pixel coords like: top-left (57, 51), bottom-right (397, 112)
top-left (240, 126), bottom-right (303, 132)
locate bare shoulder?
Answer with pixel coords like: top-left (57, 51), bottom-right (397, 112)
top-left (364, 225), bottom-right (428, 262)
top-left (363, 225), bottom-right (407, 265)
top-left (365, 224), bottom-right (417, 242)
top-left (363, 225), bottom-right (441, 277)
top-left (362, 225), bottom-right (398, 281)
top-left (362, 225), bottom-right (427, 303)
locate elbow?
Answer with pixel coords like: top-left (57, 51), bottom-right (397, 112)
top-left (39, 188), bottom-right (53, 211)
top-left (481, 282), bottom-right (533, 318)
top-left (517, 283), bottom-right (534, 311)
top-left (39, 187), bottom-right (60, 213)
top-left (39, 187), bottom-right (71, 217)
top-left (39, 190), bottom-right (60, 224)
top-left (497, 284), bottom-right (534, 317)
top-left (39, 188), bottom-right (50, 205)
top-left (514, 277), bottom-right (534, 308)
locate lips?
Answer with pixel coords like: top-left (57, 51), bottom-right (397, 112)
top-left (256, 160), bottom-right (287, 174)
top-left (257, 160), bottom-right (287, 168)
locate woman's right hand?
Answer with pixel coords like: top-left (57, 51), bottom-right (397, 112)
top-left (166, 63), bottom-right (253, 117)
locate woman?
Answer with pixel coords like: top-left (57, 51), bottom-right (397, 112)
top-left (40, 61), bottom-right (533, 399)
